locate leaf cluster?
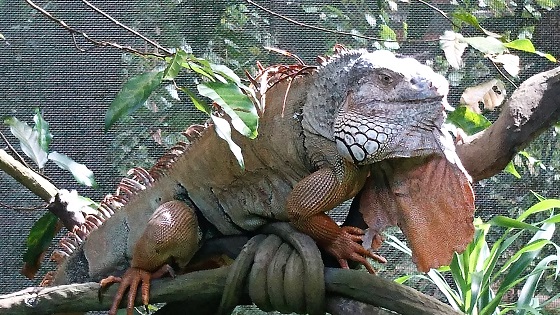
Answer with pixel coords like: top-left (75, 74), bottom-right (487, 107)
top-left (105, 49), bottom-right (259, 169)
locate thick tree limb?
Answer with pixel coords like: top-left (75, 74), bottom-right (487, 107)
top-left (456, 65), bottom-right (560, 182)
top-left (0, 267), bottom-right (460, 315)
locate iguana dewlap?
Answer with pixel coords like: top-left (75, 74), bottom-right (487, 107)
top-left (48, 49), bottom-right (475, 314)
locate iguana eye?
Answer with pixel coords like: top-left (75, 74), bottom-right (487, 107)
top-left (378, 73), bottom-right (393, 85)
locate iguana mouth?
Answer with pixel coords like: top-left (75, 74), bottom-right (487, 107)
top-left (333, 94), bottom-right (445, 165)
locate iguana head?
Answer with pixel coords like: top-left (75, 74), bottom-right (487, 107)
top-left (333, 50), bottom-right (449, 165)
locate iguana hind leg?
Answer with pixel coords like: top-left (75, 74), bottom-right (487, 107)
top-left (101, 200), bottom-right (200, 315)
top-left (287, 161), bottom-right (385, 273)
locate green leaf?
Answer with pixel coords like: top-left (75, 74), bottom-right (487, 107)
top-left (48, 151), bottom-right (97, 188)
top-left (210, 115), bottom-right (244, 169)
top-left (33, 108), bottom-right (52, 152)
top-left (178, 86), bottom-right (212, 115)
top-left (446, 106), bottom-right (491, 135)
top-left (504, 39), bottom-right (535, 53)
top-left (105, 71), bottom-right (164, 131)
top-left (198, 81), bottom-right (258, 139)
top-left (516, 255), bottom-right (558, 315)
top-left (210, 64), bottom-right (242, 85)
top-left (464, 36), bottom-right (507, 54)
top-left (452, 11), bottom-right (501, 38)
top-left (489, 216), bottom-right (542, 231)
top-left (504, 161), bottom-right (521, 178)
top-left (163, 50), bottom-right (188, 80)
top-left (427, 269), bottom-right (464, 310)
top-left (22, 212), bottom-right (58, 271)
top-left (4, 116), bottom-right (48, 168)
top-left (535, 51), bottom-right (557, 62)
top-left (519, 199), bottom-right (560, 222)
top-left (379, 24), bottom-right (399, 49)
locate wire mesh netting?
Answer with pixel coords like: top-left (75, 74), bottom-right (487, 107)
top-left (1, 1), bottom-right (559, 313)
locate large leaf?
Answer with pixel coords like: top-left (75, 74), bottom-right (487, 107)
top-left (105, 71), bottom-right (164, 131)
top-left (210, 115), bottom-right (244, 169)
top-left (446, 106), bottom-right (491, 135)
top-left (4, 116), bottom-right (48, 168)
top-left (49, 151), bottom-right (97, 188)
top-left (464, 36), bottom-right (507, 55)
top-left (198, 81), bottom-right (259, 139)
top-left (33, 108), bottom-right (52, 152)
top-left (21, 212), bottom-right (58, 279)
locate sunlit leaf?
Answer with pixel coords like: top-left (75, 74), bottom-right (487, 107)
top-left (48, 151), bottom-right (97, 188)
top-left (489, 216), bottom-right (542, 231)
top-left (490, 54), bottom-right (520, 77)
top-left (439, 31), bottom-right (468, 69)
top-left (379, 24), bottom-right (399, 49)
top-left (198, 81), bottom-right (258, 139)
top-left (519, 199), bottom-right (560, 222)
top-left (504, 39), bottom-right (536, 53)
top-left (535, 51), bottom-right (557, 62)
top-left (464, 36), bottom-right (507, 54)
top-left (22, 212), bottom-right (58, 278)
top-left (105, 71), bottom-right (164, 130)
top-left (210, 63), bottom-right (242, 85)
top-left (446, 106), bottom-right (491, 135)
top-left (4, 116), bottom-right (48, 168)
top-left (210, 115), bottom-right (244, 169)
top-left (163, 49), bottom-right (188, 80)
top-left (33, 108), bottom-right (52, 152)
top-left (504, 161), bottom-right (521, 179)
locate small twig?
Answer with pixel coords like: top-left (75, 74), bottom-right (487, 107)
top-left (413, 0), bottom-right (463, 30)
top-left (79, 0), bottom-right (172, 55)
top-left (244, 0), bottom-right (388, 42)
top-left (0, 131), bottom-right (30, 169)
top-left (24, 0), bottom-right (171, 58)
top-left (490, 59), bottom-right (518, 89)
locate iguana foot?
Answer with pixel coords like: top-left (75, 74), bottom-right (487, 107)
top-left (100, 264), bottom-right (173, 315)
top-left (327, 226), bottom-right (387, 274)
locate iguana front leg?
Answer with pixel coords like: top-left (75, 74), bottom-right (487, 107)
top-left (287, 160), bottom-right (385, 273)
top-left (101, 200), bottom-right (200, 315)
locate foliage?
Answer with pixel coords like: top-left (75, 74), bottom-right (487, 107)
top-left (2, 111), bottom-right (99, 274)
top-left (105, 49), bottom-right (258, 169)
top-left (391, 198), bottom-right (560, 315)
top-left (3, 110), bottom-right (97, 187)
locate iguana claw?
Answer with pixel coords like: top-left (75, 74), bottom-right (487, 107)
top-left (328, 226), bottom-right (386, 274)
top-left (100, 264), bottom-right (173, 315)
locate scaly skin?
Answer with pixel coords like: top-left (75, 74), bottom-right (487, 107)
top-left (47, 49), bottom-right (468, 315)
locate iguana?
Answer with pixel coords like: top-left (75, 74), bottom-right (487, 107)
top-left (43, 48), bottom-right (475, 314)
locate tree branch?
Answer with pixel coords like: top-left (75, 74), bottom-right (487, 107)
top-left (456, 65), bottom-right (560, 182)
top-left (0, 149), bottom-right (58, 203)
top-left (0, 267), bottom-right (460, 315)
top-left (24, 0), bottom-right (172, 58)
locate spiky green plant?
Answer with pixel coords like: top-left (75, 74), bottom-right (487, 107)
top-left (390, 198), bottom-right (560, 315)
